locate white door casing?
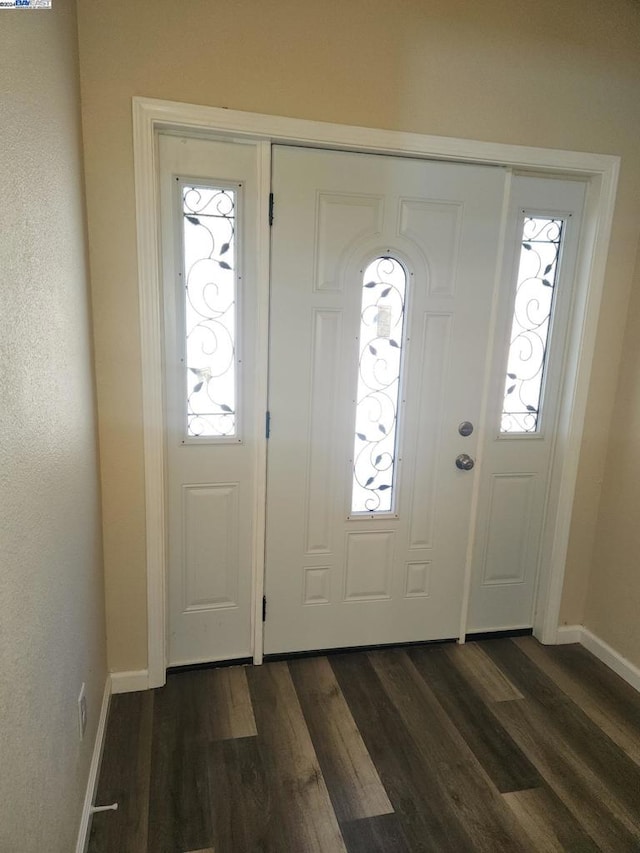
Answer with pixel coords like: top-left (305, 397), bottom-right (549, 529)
top-left (159, 134), bottom-right (259, 666)
top-left (132, 99), bottom-right (618, 690)
top-left (264, 146), bottom-right (508, 654)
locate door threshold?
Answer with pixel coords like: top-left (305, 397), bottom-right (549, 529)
top-left (165, 631), bottom-right (532, 674)
top-left (263, 636), bottom-right (457, 663)
top-left (167, 656), bottom-right (252, 675)
top-left (465, 627), bottom-right (533, 642)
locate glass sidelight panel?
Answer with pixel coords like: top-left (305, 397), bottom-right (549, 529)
top-left (501, 216), bottom-right (564, 434)
top-left (180, 183), bottom-right (239, 439)
top-left (351, 257), bottom-right (407, 513)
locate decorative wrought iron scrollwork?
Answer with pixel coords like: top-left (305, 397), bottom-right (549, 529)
top-left (501, 217), bottom-right (564, 433)
top-left (351, 257), bottom-right (407, 512)
top-left (181, 185), bottom-right (238, 438)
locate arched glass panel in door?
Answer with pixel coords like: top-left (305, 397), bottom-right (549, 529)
top-left (351, 256), bottom-right (408, 514)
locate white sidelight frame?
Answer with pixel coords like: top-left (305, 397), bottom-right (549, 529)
top-left (133, 96), bottom-right (618, 689)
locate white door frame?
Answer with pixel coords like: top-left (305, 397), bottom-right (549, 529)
top-left (132, 96), bottom-right (619, 689)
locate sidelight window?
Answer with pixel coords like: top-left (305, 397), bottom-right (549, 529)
top-left (180, 182), bottom-right (240, 439)
top-left (501, 215), bottom-right (565, 434)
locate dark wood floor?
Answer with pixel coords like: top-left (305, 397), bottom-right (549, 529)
top-left (88, 637), bottom-right (640, 852)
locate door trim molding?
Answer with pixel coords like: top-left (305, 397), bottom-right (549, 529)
top-left (133, 96), bottom-right (619, 688)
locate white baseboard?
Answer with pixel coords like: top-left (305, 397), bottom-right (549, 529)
top-left (555, 624), bottom-right (584, 644)
top-left (580, 627), bottom-right (640, 694)
top-left (555, 624), bottom-right (640, 693)
top-left (75, 675), bottom-right (112, 853)
top-left (110, 669), bottom-right (149, 694)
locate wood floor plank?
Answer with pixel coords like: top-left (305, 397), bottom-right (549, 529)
top-left (552, 641), bottom-right (640, 717)
top-left (484, 639), bottom-right (640, 829)
top-left (331, 652), bottom-right (483, 852)
top-left (88, 691), bottom-right (153, 853)
top-left (207, 736), bottom-right (272, 853)
top-left (502, 786), bottom-right (601, 852)
top-left (147, 674), bottom-right (214, 853)
top-left (289, 656), bottom-right (393, 822)
top-left (369, 649), bottom-right (535, 853)
top-left (446, 641), bottom-right (524, 702)
top-left (246, 661), bottom-right (347, 852)
top-left (202, 665), bottom-right (257, 741)
top-left (340, 813), bottom-right (411, 853)
top-left (408, 644), bottom-right (540, 793)
top-left (164, 667), bottom-right (256, 743)
top-left (491, 691), bottom-right (640, 850)
top-left (90, 640), bottom-right (640, 853)
top-left (515, 636), bottom-right (640, 764)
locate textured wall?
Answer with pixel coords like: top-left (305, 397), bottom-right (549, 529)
top-left (0, 1), bottom-right (107, 850)
top-left (75, 0), bottom-right (640, 670)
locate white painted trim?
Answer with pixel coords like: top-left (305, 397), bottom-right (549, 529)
top-left (134, 98), bottom-right (617, 174)
top-left (133, 101), bottom-right (167, 690)
top-left (132, 96), bottom-right (620, 687)
top-left (110, 669), bottom-right (150, 694)
top-left (581, 628), bottom-right (640, 693)
top-left (250, 141), bottom-right (271, 666)
top-left (75, 675), bottom-right (111, 853)
top-left (554, 625), bottom-right (640, 694)
top-left (555, 624), bottom-right (584, 644)
top-left (534, 169), bottom-right (619, 645)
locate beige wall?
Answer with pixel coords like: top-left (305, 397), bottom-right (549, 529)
top-left (0, 1), bottom-right (107, 850)
top-left (583, 245), bottom-right (640, 660)
top-left (76, 0), bottom-right (640, 671)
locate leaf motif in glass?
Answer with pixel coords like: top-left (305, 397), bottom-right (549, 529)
top-left (351, 257), bottom-right (407, 513)
top-left (501, 217), bottom-right (564, 433)
top-left (182, 185), bottom-right (238, 438)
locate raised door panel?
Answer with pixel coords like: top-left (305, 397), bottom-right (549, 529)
top-left (182, 484), bottom-right (239, 610)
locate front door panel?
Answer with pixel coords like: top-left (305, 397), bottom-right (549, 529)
top-left (264, 146), bottom-right (507, 654)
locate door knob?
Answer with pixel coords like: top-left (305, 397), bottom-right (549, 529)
top-left (455, 453), bottom-right (475, 471)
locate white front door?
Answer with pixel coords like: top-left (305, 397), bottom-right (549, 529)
top-left (159, 134), bottom-right (259, 667)
top-left (264, 146), bottom-right (507, 654)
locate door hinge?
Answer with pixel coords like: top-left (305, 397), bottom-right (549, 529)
top-left (262, 595), bottom-right (267, 622)
top-left (265, 410), bottom-right (271, 439)
top-left (268, 192), bottom-right (274, 226)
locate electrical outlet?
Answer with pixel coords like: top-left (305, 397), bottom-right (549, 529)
top-left (78, 683), bottom-right (87, 740)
